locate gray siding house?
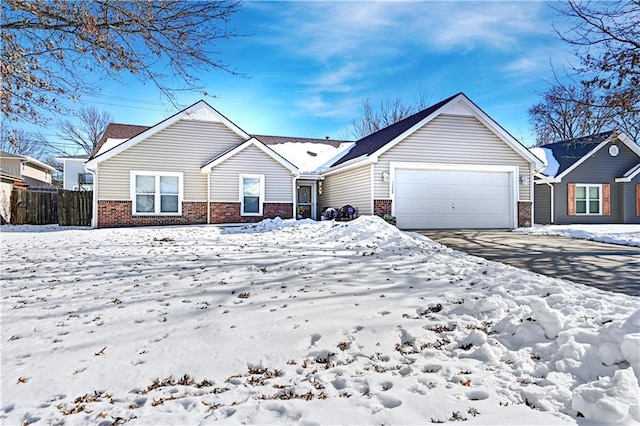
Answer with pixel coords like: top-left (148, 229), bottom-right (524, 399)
top-left (533, 131), bottom-right (640, 224)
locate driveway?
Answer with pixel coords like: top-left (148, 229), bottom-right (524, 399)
top-left (415, 230), bottom-right (640, 297)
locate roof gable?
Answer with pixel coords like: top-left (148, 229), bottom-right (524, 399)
top-left (539, 131), bottom-right (640, 181)
top-left (332, 93), bottom-right (460, 167)
top-left (538, 132), bottom-right (613, 178)
top-left (86, 101), bottom-right (251, 169)
top-left (91, 124), bottom-right (150, 157)
top-left (200, 138), bottom-right (298, 174)
top-left (330, 93), bottom-right (542, 170)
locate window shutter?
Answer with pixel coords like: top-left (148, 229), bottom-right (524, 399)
top-left (636, 184), bottom-right (640, 216)
top-left (567, 183), bottom-right (576, 216)
top-left (602, 184), bottom-right (610, 216)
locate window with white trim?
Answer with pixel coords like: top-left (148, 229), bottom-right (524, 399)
top-left (575, 184), bottom-right (601, 215)
top-left (240, 174), bottom-right (264, 216)
top-left (131, 171), bottom-right (183, 215)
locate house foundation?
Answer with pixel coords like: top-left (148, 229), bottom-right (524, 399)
top-left (97, 200), bottom-right (207, 228)
top-left (209, 202), bottom-right (293, 224)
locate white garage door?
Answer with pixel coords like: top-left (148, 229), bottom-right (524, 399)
top-left (394, 168), bottom-right (514, 229)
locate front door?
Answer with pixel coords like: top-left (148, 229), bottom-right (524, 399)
top-left (297, 185), bottom-right (312, 219)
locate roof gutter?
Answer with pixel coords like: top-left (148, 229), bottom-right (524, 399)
top-left (533, 172), bottom-right (560, 184)
top-left (320, 157), bottom-right (373, 177)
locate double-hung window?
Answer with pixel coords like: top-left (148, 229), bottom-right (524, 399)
top-left (240, 174), bottom-right (264, 216)
top-left (575, 184), bottom-right (601, 215)
top-left (131, 171), bottom-right (183, 215)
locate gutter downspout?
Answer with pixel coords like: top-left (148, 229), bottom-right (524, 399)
top-left (90, 168), bottom-right (98, 228)
top-left (292, 174), bottom-right (298, 219)
top-left (207, 173), bottom-right (211, 224)
top-left (544, 181), bottom-right (554, 224)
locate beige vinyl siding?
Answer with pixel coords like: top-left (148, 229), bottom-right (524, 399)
top-left (374, 114), bottom-right (533, 201)
top-left (1, 158), bottom-right (21, 178)
top-left (98, 120), bottom-right (244, 200)
top-left (318, 164), bottom-right (372, 215)
top-left (210, 145), bottom-right (294, 202)
top-left (23, 164), bottom-right (51, 183)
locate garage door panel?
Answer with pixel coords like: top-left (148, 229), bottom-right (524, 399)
top-left (394, 168), bottom-right (513, 229)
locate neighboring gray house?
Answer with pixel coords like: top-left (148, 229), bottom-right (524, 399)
top-left (532, 131), bottom-right (640, 224)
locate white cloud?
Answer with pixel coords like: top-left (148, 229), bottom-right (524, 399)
top-left (251, 2), bottom-right (551, 56)
top-left (239, 1), bottom-right (568, 131)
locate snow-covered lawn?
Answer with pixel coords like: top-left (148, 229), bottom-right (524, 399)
top-left (516, 224), bottom-right (640, 247)
top-left (1, 217), bottom-right (639, 425)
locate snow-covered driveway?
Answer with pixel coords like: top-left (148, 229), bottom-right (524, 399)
top-left (419, 229), bottom-right (640, 297)
top-left (1, 217), bottom-right (639, 425)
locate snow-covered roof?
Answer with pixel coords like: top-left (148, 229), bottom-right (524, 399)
top-left (530, 146), bottom-right (560, 177)
top-left (254, 135), bottom-right (354, 173)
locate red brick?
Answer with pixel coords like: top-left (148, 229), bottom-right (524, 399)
top-left (518, 201), bottom-right (532, 227)
top-left (209, 202), bottom-right (293, 224)
top-left (97, 201), bottom-right (207, 228)
top-left (374, 199), bottom-right (392, 216)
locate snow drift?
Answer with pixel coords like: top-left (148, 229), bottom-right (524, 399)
top-left (2, 217), bottom-right (639, 425)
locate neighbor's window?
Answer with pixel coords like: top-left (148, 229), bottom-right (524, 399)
top-left (240, 174), bottom-right (264, 216)
top-left (575, 184), bottom-right (601, 215)
top-left (131, 171), bottom-right (183, 215)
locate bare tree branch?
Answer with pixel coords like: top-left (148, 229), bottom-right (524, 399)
top-left (348, 88), bottom-right (433, 139)
top-left (57, 107), bottom-right (112, 155)
top-left (0, 128), bottom-right (52, 159)
top-left (553, 0), bottom-right (640, 107)
top-left (1, 0), bottom-right (243, 124)
top-left (529, 78), bottom-right (639, 145)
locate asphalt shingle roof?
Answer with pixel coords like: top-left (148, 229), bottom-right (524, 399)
top-left (331, 93), bottom-right (462, 167)
top-left (91, 123), bottom-right (151, 158)
top-left (539, 131), bottom-right (614, 177)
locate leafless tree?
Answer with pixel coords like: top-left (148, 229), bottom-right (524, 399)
top-left (0, 128), bottom-right (51, 159)
top-left (1, 0), bottom-right (243, 124)
top-left (529, 82), bottom-right (610, 145)
top-left (349, 88), bottom-right (432, 139)
top-left (529, 80), bottom-right (640, 145)
top-left (57, 107), bottom-right (112, 155)
top-left (553, 0), bottom-right (639, 112)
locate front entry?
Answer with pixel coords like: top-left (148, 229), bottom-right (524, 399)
top-left (297, 185), bottom-right (313, 219)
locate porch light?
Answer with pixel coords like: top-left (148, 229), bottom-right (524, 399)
top-left (382, 171), bottom-right (390, 182)
top-left (520, 175), bottom-right (530, 185)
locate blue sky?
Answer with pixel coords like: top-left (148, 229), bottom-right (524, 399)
top-left (35, 1), bottom-right (577, 154)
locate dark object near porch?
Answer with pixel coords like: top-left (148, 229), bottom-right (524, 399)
top-left (338, 205), bottom-right (356, 221)
top-left (322, 205), bottom-right (356, 221)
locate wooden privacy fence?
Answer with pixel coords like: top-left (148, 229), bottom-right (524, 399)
top-left (10, 189), bottom-right (93, 226)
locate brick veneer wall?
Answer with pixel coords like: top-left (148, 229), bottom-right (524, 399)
top-left (375, 199), bottom-right (532, 228)
top-left (97, 200), bottom-right (207, 228)
top-left (374, 199), bottom-right (392, 216)
top-left (518, 201), bottom-right (533, 228)
top-left (209, 202), bottom-right (293, 224)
